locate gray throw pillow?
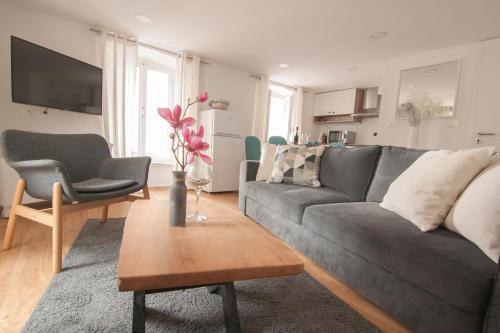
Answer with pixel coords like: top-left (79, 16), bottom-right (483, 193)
top-left (267, 145), bottom-right (325, 187)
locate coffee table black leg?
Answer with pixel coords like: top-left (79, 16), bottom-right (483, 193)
top-left (220, 282), bottom-right (241, 333)
top-left (133, 291), bottom-right (145, 333)
top-left (207, 285), bottom-right (221, 294)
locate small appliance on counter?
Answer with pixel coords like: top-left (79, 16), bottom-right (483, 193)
top-left (328, 130), bottom-right (356, 144)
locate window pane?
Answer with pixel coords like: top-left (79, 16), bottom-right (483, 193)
top-left (145, 69), bottom-right (172, 161)
top-left (268, 92), bottom-right (291, 140)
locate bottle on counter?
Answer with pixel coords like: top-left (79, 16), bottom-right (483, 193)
top-left (293, 126), bottom-right (299, 145)
top-left (321, 133), bottom-right (328, 144)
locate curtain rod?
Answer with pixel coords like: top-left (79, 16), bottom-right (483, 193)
top-left (89, 27), bottom-right (210, 65)
top-left (250, 74), bottom-right (297, 91)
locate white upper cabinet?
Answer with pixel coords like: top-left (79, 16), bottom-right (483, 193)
top-left (313, 88), bottom-right (357, 116)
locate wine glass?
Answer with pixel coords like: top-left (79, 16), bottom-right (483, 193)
top-left (186, 158), bottom-right (212, 222)
top-left (301, 133), bottom-right (310, 145)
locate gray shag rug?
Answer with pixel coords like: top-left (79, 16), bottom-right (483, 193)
top-left (23, 219), bottom-right (380, 332)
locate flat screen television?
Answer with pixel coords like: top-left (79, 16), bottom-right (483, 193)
top-left (11, 36), bottom-right (102, 115)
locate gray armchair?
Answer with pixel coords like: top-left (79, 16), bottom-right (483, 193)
top-left (1, 130), bottom-right (151, 273)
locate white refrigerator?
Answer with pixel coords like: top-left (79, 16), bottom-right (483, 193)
top-left (198, 109), bottom-right (244, 192)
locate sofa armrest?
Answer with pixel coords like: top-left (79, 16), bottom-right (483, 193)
top-left (238, 160), bottom-right (260, 213)
top-left (483, 257), bottom-right (500, 333)
top-left (99, 156), bottom-right (152, 187)
top-left (9, 159), bottom-right (76, 201)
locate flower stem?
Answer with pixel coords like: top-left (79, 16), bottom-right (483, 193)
top-left (171, 131), bottom-right (182, 168)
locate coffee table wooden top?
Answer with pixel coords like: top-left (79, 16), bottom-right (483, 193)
top-left (117, 200), bottom-right (304, 292)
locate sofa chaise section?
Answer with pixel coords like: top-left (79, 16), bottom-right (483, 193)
top-left (303, 202), bottom-right (497, 333)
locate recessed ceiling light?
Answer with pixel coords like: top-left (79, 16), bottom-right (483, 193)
top-left (135, 14), bottom-right (152, 23)
top-left (278, 63), bottom-right (290, 68)
top-left (369, 31), bottom-right (388, 39)
top-left (348, 66), bottom-right (358, 72)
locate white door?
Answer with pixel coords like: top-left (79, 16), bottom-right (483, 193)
top-left (313, 89), bottom-right (356, 116)
top-left (313, 91), bottom-right (336, 116)
top-left (332, 89), bottom-right (356, 115)
top-left (472, 38), bottom-right (500, 148)
top-left (206, 136), bottom-right (243, 192)
top-left (213, 110), bottom-right (240, 137)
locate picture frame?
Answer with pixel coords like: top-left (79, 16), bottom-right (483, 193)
top-left (395, 60), bottom-right (461, 119)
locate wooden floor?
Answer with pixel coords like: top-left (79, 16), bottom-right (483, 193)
top-left (0, 188), bottom-right (411, 333)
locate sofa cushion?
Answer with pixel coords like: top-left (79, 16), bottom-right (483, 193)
top-left (73, 178), bottom-right (137, 193)
top-left (366, 146), bottom-right (426, 202)
top-left (380, 147), bottom-right (495, 232)
top-left (319, 146), bottom-right (380, 201)
top-left (302, 202), bottom-right (497, 316)
top-left (245, 181), bottom-right (352, 224)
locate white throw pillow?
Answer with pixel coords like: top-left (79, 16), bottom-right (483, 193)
top-left (444, 158), bottom-right (500, 262)
top-left (255, 143), bottom-right (277, 181)
top-left (380, 147), bottom-right (495, 232)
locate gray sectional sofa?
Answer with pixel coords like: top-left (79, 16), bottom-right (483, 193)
top-left (239, 145), bottom-right (499, 333)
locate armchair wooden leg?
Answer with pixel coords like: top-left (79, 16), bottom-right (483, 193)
top-left (101, 205), bottom-right (109, 223)
top-left (52, 182), bottom-right (63, 273)
top-left (143, 185), bottom-right (150, 200)
top-left (3, 179), bottom-right (26, 250)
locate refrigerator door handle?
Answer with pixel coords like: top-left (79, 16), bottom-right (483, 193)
top-left (214, 132), bottom-right (241, 138)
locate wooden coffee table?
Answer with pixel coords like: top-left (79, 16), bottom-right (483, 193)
top-left (117, 200), bottom-right (304, 332)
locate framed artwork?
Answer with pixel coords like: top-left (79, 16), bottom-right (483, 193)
top-left (396, 60), bottom-right (461, 119)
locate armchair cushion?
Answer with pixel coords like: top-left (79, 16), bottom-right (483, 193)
top-left (98, 157), bottom-right (151, 188)
top-left (72, 178), bottom-right (137, 193)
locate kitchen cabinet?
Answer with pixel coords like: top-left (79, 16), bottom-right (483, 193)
top-left (313, 88), bottom-right (363, 116)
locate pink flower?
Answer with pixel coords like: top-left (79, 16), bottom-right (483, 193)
top-left (182, 125), bottom-right (212, 165)
top-left (158, 105), bottom-right (196, 129)
top-left (197, 91), bottom-right (208, 103)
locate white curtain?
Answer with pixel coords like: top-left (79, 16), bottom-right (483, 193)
top-left (290, 87), bottom-right (303, 138)
top-left (251, 76), bottom-right (270, 142)
top-left (172, 51), bottom-right (201, 170)
top-left (176, 51), bottom-right (200, 119)
top-left (98, 30), bottom-right (138, 157)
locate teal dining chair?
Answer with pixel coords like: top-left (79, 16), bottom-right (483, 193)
top-left (245, 136), bottom-right (261, 160)
top-left (268, 136), bottom-right (287, 145)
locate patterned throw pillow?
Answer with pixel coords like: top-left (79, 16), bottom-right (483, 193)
top-left (267, 145), bottom-right (325, 187)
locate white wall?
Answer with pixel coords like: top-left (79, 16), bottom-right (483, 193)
top-left (0, 2), bottom-right (102, 213)
top-left (318, 117), bottom-right (379, 145)
top-left (199, 62), bottom-right (256, 138)
top-left (301, 92), bottom-right (318, 137)
top-left (308, 40), bottom-right (500, 150)
top-left (376, 42), bottom-right (481, 149)
top-left (469, 38), bottom-right (500, 149)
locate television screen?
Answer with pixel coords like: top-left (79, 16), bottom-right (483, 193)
top-left (11, 36), bottom-right (102, 115)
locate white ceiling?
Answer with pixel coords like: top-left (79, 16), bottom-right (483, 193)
top-left (5, 0), bottom-right (500, 90)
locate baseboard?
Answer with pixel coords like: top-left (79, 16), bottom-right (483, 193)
top-left (1, 205), bottom-right (9, 218)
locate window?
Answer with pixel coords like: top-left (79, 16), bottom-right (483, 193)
top-left (267, 84), bottom-right (293, 141)
top-left (133, 46), bottom-right (177, 162)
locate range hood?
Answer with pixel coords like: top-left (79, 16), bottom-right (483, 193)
top-left (351, 87), bottom-right (381, 118)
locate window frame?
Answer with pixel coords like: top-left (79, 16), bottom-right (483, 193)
top-left (267, 85), bottom-right (294, 141)
top-left (136, 59), bottom-right (176, 163)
